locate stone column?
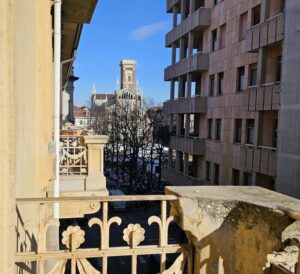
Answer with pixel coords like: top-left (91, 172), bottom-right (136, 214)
top-left (172, 43), bottom-right (177, 64)
top-left (181, 0), bottom-right (187, 21)
top-left (188, 32), bottom-right (194, 57)
top-left (185, 114), bottom-right (190, 137)
top-left (189, 0), bottom-right (195, 14)
top-left (84, 135), bottom-right (109, 195)
top-left (183, 153), bottom-right (189, 176)
top-left (172, 6), bottom-right (178, 27)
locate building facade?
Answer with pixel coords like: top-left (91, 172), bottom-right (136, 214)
top-left (162, 0), bottom-right (300, 198)
top-left (91, 59), bottom-right (143, 111)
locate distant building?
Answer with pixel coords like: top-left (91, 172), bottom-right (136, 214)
top-left (91, 60), bottom-right (143, 112)
top-left (74, 106), bottom-right (91, 129)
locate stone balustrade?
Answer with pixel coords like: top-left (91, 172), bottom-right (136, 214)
top-left (166, 186), bottom-right (300, 274)
top-left (163, 95), bottom-right (207, 114)
top-left (164, 52), bottom-right (209, 81)
top-left (246, 13), bottom-right (285, 53)
top-left (57, 133), bottom-right (109, 197)
top-left (15, 187), bottom-right (300, 273)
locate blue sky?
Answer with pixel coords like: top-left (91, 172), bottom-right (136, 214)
top-left (74, 0), bottom-right (172, 106)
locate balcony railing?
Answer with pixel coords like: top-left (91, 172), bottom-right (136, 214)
top-left (163, 95), bottom-right (207, 114)
top-left (60, 135), bottom-right (88, 175)
top-left (242, 82), bottom-right (281, 112)
top-left (162, 165), bottom-right (204, 186)
top-left (169, 135), bottom-right (205, 155)
top-left (166, 0), bottom-right (180, 13)
top-left (58, 133), bottom-right (109, 196)
top-left (164, 52), bottom-right (209, 81)
top-left (15, 195), bottom-right (192, 274)
top-left (245, 13), bottom-right (285, 53)
top-left (240, 145), bottom-right (277, 176)
top-left (166, 8), bottom-right (211, 47)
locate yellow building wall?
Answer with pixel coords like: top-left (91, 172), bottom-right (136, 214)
top-left (0, 0), bottom-right (54, 272)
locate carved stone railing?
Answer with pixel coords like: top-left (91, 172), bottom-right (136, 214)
top-left (166, 186), bottom-right (300, 274)
top-left (57, 134), bottom-right (109, 196)
top-left (164, 52), bottom-right (209, 81)
top-left (245, 12), bottom-right (285, 53)
top-left (60, 135), bottom-right (88, 175)
top-left (15, 195), bottom-right (192, 274)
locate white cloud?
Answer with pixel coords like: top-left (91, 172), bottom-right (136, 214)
top-left (130, 20), bottom-right (169, 40)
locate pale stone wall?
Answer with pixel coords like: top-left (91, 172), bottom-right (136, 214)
top-left (0, 0), bottom-right (15, 272)
top-left (166, 186), bottom-right (300, 274)
top-left (0, 0), bottom-right (54, 272)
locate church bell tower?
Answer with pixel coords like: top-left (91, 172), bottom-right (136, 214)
top-left (120, 60), bottom-right (137, 90)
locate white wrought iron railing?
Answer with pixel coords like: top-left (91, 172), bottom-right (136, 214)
top-left (60, 135), bottom-right (88, 175)
top-left (15, 195), bottom-right (192, 274)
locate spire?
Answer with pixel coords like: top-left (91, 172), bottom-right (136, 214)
top-left (116, 79), bottom-right (120, 90)
top-left (92, 84), bottom-right (96, 95)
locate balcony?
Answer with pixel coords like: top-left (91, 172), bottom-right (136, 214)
top-left (166, 0), bottom-right (180, 13)
top-left (164, 52), bottom-right (209, 81)
top-left (165, 8), bottom-right (211, 47)
top-left (169, 135), bottom-right (205, 155)
top-left (242, 82), bottom-right (281, 112)
top-left (245, 13), bottom-right (285, 53)
top-left (15, 187), bottom-right (300, 274)
top-left (163, 95), bottom-right (207, 114)
top-left (162, 165), bottom-right (204, 186)
top-left (58, 132), bottom-right (109, 197)
top-left (240, 145), bottom-right (277, 177)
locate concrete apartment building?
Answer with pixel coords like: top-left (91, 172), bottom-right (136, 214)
top-left (162, 0), bottom-right (300, 198)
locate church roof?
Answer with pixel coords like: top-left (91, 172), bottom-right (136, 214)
top-left (94, 94), bottom-right (115, 100)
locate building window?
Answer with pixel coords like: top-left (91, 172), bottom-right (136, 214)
top-left (246, 119), bottom-right (255, 145)
top-left (276, 55), bottom-right (282, 82)
top-left (244, 172), bottom-right (252, 186)
top-left (214, 0), bottom-right (223, 5)
top-left (272, 119), bottom-right (278, 148)
top-left (217, 72), bottom-right (224, 95)
top-left (237, 66), bottom-right (245, 92)
top-left (207, 119), bottom-right (213, 139)
top-left (232, 169), bottom-right (240, 186)
top-left (249, 64), bottom-right (257, 87)
top-left (206, 161), bottom-right (211, 182)
top-left (215, 119), bottom-right (222, 141)
top-left (239, 12), bottom-right (248, 41)
top-left (214, 163), bottom-right (220, 185)
top-left (219, 24), bottom-right (226, 49)
top-left (209, 75), bottom-right (215, 96)
top-left (234, 119), bottom-right (242, 143)
top-left (252, 5), bottom-right (261, 26)
top-left (211, 29), bottom-right (217, 51)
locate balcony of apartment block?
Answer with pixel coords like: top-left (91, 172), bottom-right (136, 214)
top-left (166, 0), bottom-right (180, 12)
top-left (245, 12), bottom-right (285, 53)
top-left (243, 82), bottom-right (281, 111)
top-left (169, 134), bottom-right (205, 155)
top-left (240, 145), bottom-right (277, 177)
top-left (15, 186), bottom-right (300, 274)
top-left (165, 7), bottom-right (211, 47)
top-left (164, 52), bottom-right (209, 81)
top-left (163, 95), bottom-right (207, 114)
top-left (162, 165), bottom-right (204, 186)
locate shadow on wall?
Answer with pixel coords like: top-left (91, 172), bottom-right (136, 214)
top-left (172, 201), bottom-right (294, 274)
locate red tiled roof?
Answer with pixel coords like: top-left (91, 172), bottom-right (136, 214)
top-left (74, 106), bottom-right (89, 117)
top-left (94, 94), bottom-right (115, 100)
